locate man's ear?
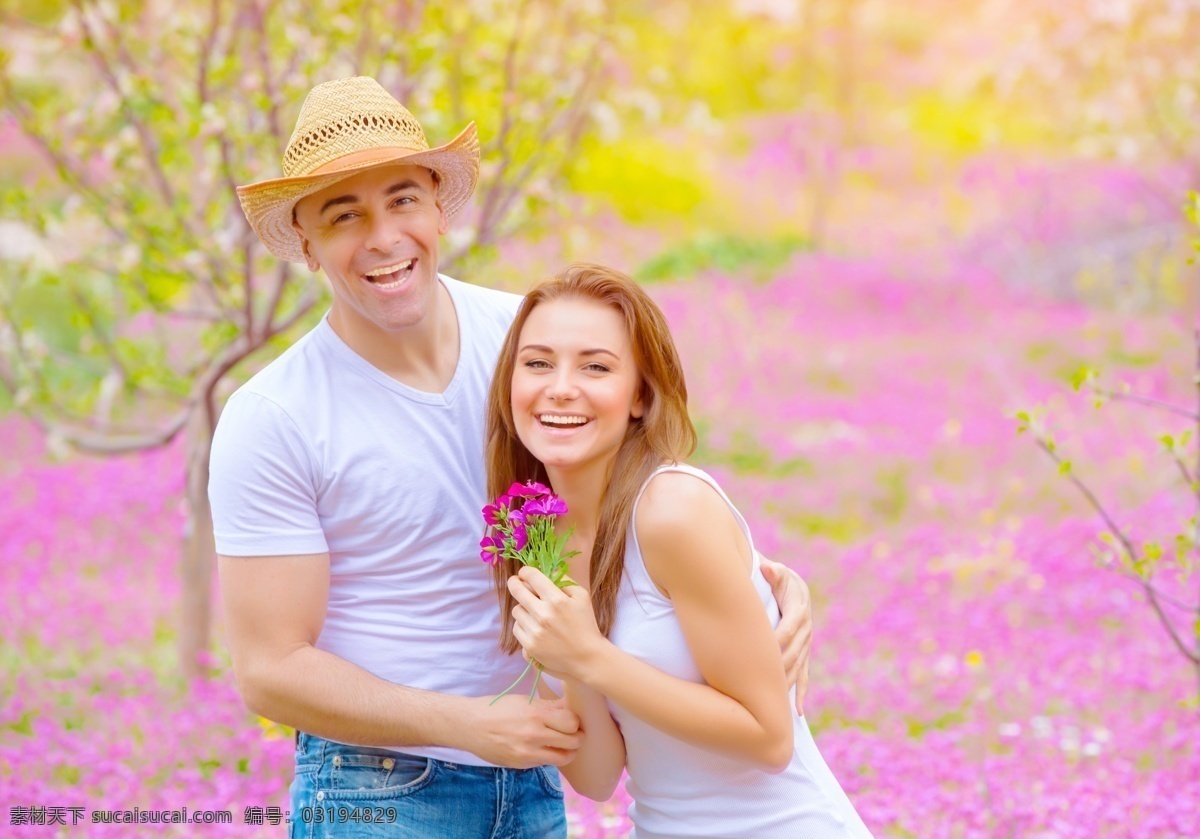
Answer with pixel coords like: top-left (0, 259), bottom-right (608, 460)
top-left (431, 170), bottom-right (449, 235)
top-left (292, 217), bottom-right (320, 272)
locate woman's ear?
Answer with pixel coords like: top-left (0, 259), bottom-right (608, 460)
top-left (631, 386), bottom-right (646, 420)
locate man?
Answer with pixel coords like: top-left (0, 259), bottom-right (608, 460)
top-left (212, 76), bottom-right (812, 838)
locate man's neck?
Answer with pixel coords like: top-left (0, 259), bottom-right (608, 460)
top-left (327, 281), bottom-right (460, 392)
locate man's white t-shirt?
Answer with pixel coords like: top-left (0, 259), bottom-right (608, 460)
top-left (208, 275), bottom-right (526, 766)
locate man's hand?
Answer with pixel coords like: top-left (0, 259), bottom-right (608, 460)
top-left (760, 556), bottom-right (812, 716)
top-left (464, 694), bottom-right (582, 769)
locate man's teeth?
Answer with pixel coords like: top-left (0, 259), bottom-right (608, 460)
top-left (364, 260), bottom-right (415, 287)
top-left (539, 415), bottom-right (590, 426)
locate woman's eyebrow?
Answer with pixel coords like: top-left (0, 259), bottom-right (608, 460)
top-left (517, 344), bottom-right (619, 360)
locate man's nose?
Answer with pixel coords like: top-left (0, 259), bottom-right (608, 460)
top-left (363, 214), bottom-right (403, 252)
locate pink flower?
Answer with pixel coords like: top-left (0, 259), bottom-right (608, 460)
top-left (523, 495), bottom-right (568, 518)
top-left (506, 481), bottom-right (552, 499)
top-left (482, 504), bottom-right (503, 527)
top-left (479, 534), bottom-right (504, 564)
top-left (509, 524), bottom-right (529, 552)
top-left (484, 499), bottom-right (526, 528)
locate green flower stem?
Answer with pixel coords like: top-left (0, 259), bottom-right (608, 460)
top-left (488, 657), bottom-right (535, 706)
top-left (491, 512), bottom-right (581, 705)
top-left (527, 662), bottom-right (544, 703)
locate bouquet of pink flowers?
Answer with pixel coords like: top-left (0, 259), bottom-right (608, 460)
top-left (480, 481), bottom-right (579, 702)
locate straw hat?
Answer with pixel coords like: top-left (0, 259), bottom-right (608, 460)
top-left (236, 76), bottom-right (479, 263)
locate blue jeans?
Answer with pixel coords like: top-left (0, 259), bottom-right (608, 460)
top-left (287, 732), bottom-right (567, 838)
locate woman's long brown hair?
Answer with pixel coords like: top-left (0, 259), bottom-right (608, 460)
top-left (486, 263), bottom-right (697, 653)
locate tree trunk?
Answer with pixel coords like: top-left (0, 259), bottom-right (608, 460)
top-left (180, 410), bottom-right (215, 682)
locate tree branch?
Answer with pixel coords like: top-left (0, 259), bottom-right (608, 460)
top-left (66, 286), bottom-right (127, 380)
top-left (72, 0), bottom-right (234, 298)
top-left (1095, 388), bottom-right (1200, 422)
top-left (473, 0), bottom-right (530, 237)
top-left (1035, 437), bottom-right (1198, 663)
top-left (250, 0), bottom-right (284, 149)
top-left (73, 0), bottom-right (178, 211)
top-left (261, 261), bottom-right (295, 335)
top-left (264, 290), bottom-right (320, 340)
top-left (47, 405), bottom-right (193, 454)
top-left (464, 24), bottom-right (603, 263)
top-left (1168, 446), bottom-right (1200, 504)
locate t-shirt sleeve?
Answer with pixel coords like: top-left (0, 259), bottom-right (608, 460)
top-left (208, 390), bottom-right (329, 557)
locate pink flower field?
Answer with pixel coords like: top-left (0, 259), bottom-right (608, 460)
top-left (3, 165), bottom-right (1199, 836)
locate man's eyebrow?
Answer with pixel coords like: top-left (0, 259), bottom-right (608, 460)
top-left (318, 180), bottom-right (424, 216)
top-left (385, 179), bottom-right (423, 196)
top-left (318, 194), bottom-right (358, 215)
top-left (518, 344), bottom-right (620, 359)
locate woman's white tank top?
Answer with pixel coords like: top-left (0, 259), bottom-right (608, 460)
top-left (605, 463), bottom-right (873, 839)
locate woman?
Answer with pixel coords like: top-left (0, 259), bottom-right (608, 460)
top-left (485, 264), bottom-right (872, 838)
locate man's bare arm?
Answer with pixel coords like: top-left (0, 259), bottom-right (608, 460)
top-left (218, 554), bottom-right (581, 768)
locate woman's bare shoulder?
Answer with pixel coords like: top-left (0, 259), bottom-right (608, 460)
top-left (634, 469), bottom-right (740, 560)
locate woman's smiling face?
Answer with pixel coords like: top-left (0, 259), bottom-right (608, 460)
top-left (511, 297), bottom-right (644, 475)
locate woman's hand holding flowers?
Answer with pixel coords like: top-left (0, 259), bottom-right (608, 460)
top-left (508, 567), bottom-right (606, 681)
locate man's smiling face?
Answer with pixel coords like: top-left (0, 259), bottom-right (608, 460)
top-left (292, 163), bottom-right (448, 339)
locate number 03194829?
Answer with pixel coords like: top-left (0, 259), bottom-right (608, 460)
top-left (296, 806), bottom-right (398, 825)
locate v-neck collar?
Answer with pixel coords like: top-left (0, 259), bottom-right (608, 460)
top-left (315, 275), bottom-right (467, 406)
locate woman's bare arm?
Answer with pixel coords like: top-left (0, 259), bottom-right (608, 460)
top-left (509, 472), bottom-right (793, 771)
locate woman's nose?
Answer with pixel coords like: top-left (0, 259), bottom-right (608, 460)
top-left (545, 369), bottom-right (578, 401)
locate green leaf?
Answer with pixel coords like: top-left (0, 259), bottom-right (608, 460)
top-left (1058, 460), bottom-right (1072, 475)
top-left (7, 710), bottom-right (37, 736)
top-left (1069, 366), bottom-right (1095, 392)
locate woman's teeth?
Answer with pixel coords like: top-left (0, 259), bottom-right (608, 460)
top-left (364, 259), bottom-right (415, 287)
top-left (539, 414), bottom-right (590, 427)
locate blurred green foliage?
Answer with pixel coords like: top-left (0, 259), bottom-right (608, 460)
top-left (692, 421), bottom-right (815, 479)
top-left (635, 232), bottom-right (809, 283)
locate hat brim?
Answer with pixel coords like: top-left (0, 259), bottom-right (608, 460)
top-left (236, 122), bottom-right (480, 263)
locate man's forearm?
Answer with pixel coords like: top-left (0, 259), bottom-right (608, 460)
top-left (237, 643), bottom-right (477, 752)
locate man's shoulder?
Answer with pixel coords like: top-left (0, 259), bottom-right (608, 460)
top-left (441, 274), bottom-right (522, 323)
top-left (225, 322), bottom-right (330, 418)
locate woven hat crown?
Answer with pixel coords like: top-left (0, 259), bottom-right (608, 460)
top-left (283, 77), bottom-right (430, 177)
